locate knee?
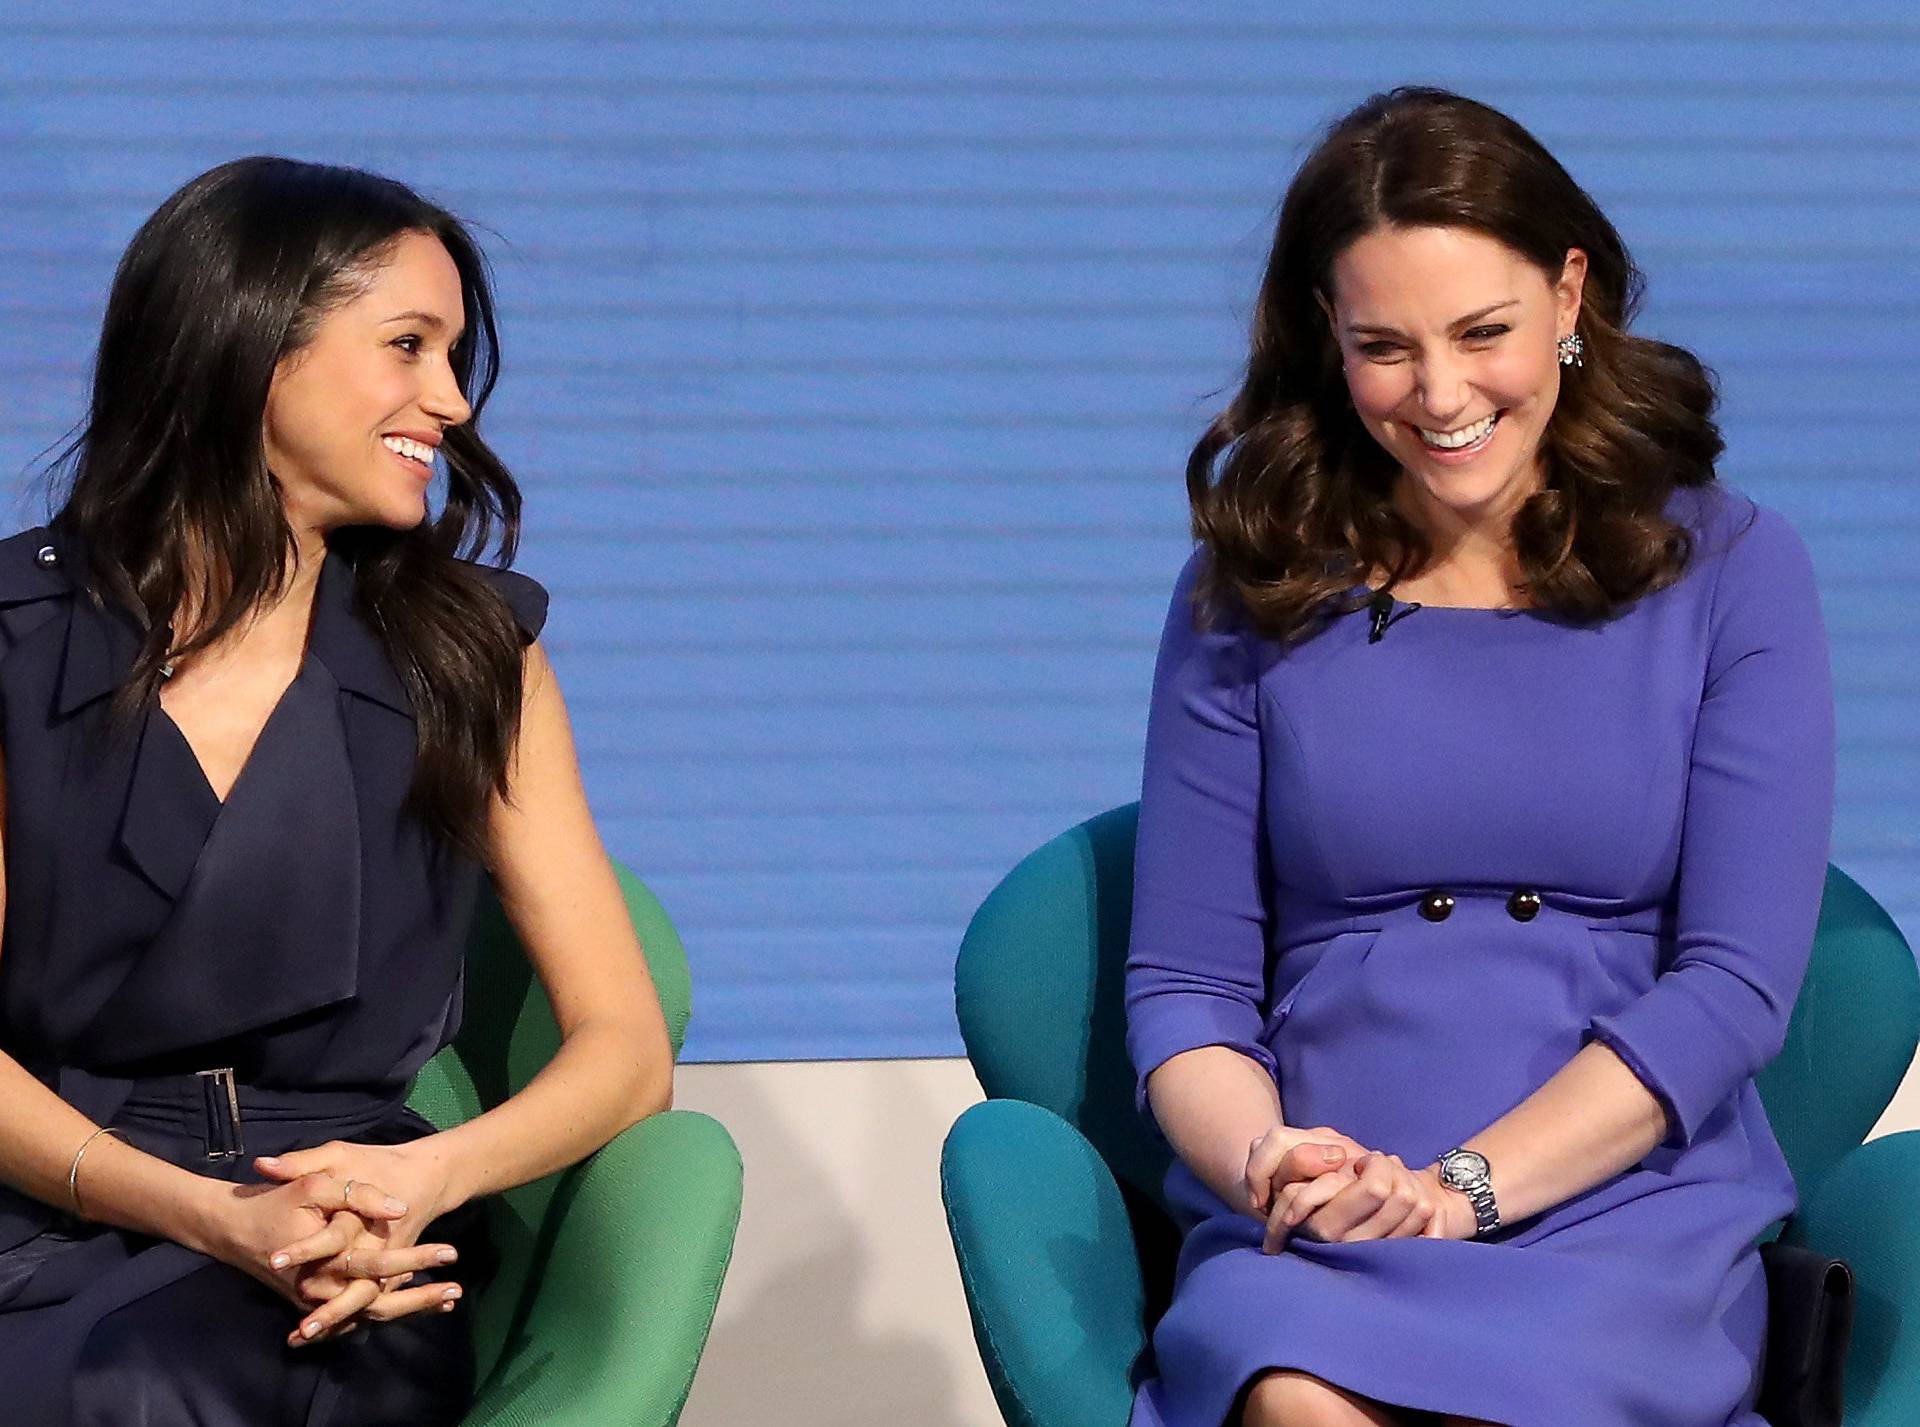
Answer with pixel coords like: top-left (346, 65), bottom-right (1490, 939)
top-left (1241, 1370), bottom-right (1395, 1427)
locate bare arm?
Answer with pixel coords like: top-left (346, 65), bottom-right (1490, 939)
top-left (1443, 1041), bottom-right (1667, 1225)
top-left (409, 638), bottom-right (673, 1207)
top-left (1146, 1047), bottom-right (1284, 1204)
top-left (251, 636), bottom-right (675, 1340)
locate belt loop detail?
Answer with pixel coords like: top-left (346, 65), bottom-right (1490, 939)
top-left (197, 1067), bottom-right (246, 1161)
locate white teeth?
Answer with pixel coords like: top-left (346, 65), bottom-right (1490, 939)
top-left (1416, 412), bottom-right (1500, 450)
top-left (381, 435), bottom-right (434, 466)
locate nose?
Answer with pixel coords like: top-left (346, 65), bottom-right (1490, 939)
top-left (1414, 349), bottom-right (1475, 424)
top-left (422, 354), bottom-right (473, 429)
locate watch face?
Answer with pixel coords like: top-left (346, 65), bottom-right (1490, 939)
top-left (1442, 1150), bottom-right (1490, 1188)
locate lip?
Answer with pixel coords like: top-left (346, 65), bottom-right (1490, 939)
top-left (1405, 410), bottom-right (1504, 465)
top-left (381, 429), bottom-right (443, 448)
top-left (384, 446), bottom-right (433, 482)
top-left (381, 435), bottom-right (437, 481)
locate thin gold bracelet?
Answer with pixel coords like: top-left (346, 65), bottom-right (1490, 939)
top-left (66, 1126), bottom-right (126, 1220)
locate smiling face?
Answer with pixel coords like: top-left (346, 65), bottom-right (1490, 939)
top-left (263, 229), bottom-right (473, 538)
top-left (1317, 224), bottom-right (1585, 531)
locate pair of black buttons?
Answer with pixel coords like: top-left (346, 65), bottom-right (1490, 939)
top-left (1417, 888), bottom-right (1542, 923)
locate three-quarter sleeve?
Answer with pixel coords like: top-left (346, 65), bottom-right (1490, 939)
top-left (1124, 551), bottom-right (1276, 1127)
top-left (1587, 504), bottom-right (1836, 1150)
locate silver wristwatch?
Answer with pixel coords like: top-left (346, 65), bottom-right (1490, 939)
top-left (1436, 1147), bottom-right (1501, 1238)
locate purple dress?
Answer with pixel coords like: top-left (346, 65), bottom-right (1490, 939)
top-left (1123, 483), bottom-right (1835, 1427)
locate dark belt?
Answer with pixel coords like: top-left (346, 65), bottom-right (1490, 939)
top-left (47, 1063), bottom-right (407, 1170)
top-left (0, 1063), bottom-right (411, 1259)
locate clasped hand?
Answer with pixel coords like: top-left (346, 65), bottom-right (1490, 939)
top-left (1243, 1126), bottom-right (1478, 1254)
top-left (204, 1139), bottom-right (466, 1347)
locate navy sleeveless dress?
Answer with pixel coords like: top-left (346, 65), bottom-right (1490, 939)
top-left (1124, 484), bottom-right (1836, 1426)
top-left (0, 523), bottom-right (546, 1426)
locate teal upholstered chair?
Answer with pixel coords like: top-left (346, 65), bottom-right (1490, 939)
top-left (409, 863), bottom-right (742, 1427)
top-left (942, 803), bottom-right (1920, 1426)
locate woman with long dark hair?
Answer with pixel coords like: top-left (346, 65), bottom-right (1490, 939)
top-left (0, 157), bottom-right (671, 1424)
top-left (1125, 89), bottom-right (1833, 1425)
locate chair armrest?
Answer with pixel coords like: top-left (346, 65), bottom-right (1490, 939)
top-left (1784, 1129), bottom-right (1920, 1426)
top-left (465, 1109), bottom-right (744, 1427)
top-left (941, 1099), bottom-right (1150, 1427)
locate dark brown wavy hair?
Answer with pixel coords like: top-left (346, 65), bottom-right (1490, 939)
top-left (49, 157), bottom-right (526, 861)
top-left (1189, 86), bottom-right (1724, 639)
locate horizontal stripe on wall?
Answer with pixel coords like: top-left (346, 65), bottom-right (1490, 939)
top-left (2, 1), bottom-right (1913, 1059)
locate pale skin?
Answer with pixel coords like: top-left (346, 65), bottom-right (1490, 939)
top-left (0, 230), bottom-right (673, 1349)
top-left (1148, 225), bottom-right (1672, 1427)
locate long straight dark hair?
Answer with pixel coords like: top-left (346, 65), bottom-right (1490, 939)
top-left (50, 156), bottom-right (526, 860)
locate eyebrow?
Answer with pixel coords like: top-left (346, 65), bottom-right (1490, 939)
top-left (1344, 300), bottom-right (1520, 339)
top-left (381, 310), bottom-right (467, 340)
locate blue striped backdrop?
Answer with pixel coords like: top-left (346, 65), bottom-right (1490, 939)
top-left (2, 2), bottom-right (1914, 1060)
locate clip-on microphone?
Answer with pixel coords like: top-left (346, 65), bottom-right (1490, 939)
top-left (1367, 589), bottom-right (1421, 644)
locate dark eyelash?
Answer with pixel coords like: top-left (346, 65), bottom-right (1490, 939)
top-left (392, 335), bottom-right (423, 354)
top-left (1359, 324), bottom-right (1509, 358)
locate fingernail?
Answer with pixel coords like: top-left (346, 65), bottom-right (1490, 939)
top-left (259, 1155), bottom-right (280, 1165)
top-left (436, 1248), bottom-right (457, 1264)
top-left (302, 1321), bottom-right (321, 1339)
top-left (384, 1197), bottom-right (408, 1214)
top-left (1321, 1146), bottom-right (1344, 1162)
top-left (270, 1253), bottom-right (290, 1269)
top-left (442, 1285), bottom-right (462, 1301)
top-left (440, 1300), bottom-right (456, 1312)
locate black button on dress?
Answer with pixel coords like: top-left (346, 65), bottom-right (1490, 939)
top-left (0, 524), bottom-right (547, 1426)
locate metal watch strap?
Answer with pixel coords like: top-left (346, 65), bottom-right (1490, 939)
top-left (1439, 1148), bottom-right (1502, 1238)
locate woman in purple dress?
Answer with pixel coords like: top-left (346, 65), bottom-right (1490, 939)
top-left (0, 158), bottom-right (674, 1424)
top-left (1123, 88), bottom-right (1834, 1426)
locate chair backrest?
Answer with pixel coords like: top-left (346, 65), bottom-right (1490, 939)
top-left (1757, 865), bottom-right (1920, 1195)
top-left (957, 803), bottom-right (1173, 1207)
top-left (955, 802), bottom-right (1919, 1212)
top-left (407, 861), bottom-right (692, 1379)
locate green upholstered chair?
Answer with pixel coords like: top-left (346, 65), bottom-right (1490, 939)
top-left (409, 863), bottom-right (742, 1427)
top-left (941, 803), bottom-right (1920, 1426)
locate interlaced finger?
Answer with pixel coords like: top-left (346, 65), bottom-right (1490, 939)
top-left (337, 1242), bottom-right (459, 1282)
top-left (1245, 1133), bottom-right (1353, 1213)
top-left (1263, 1166), bottom-right (1356, 1253)
top-left (289, 1275), bottom-right (380, 1347)
top-left (360, 1279), bottom-right (465, 1324)
top-left (1302, 1152), bottom-right (1416, 1241)
top-left (270, 1209), bottom-right (372, 1273)
top-left (1338, 1157), bottom-right (1430, 1242)
top-left (327, 1176), bottom-right (408, 1221)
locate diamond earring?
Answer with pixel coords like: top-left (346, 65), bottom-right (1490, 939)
top-left (1557, 332), bottom-right (1585, 368)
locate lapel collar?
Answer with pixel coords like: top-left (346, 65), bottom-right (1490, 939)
top-left (56, 591), bottom-right (143, 718)
top-left (117, 703), bottom-right (222, 901)
top-left (304, 544), bottom-right (414, 719)
top-left (92, 657), bottom-right (365, 1054)
top-left (42, 534), bottom-right (414, 721)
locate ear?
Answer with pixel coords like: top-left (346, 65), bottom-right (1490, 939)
top-left (1556, 247), bottom-right (1589, 333)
